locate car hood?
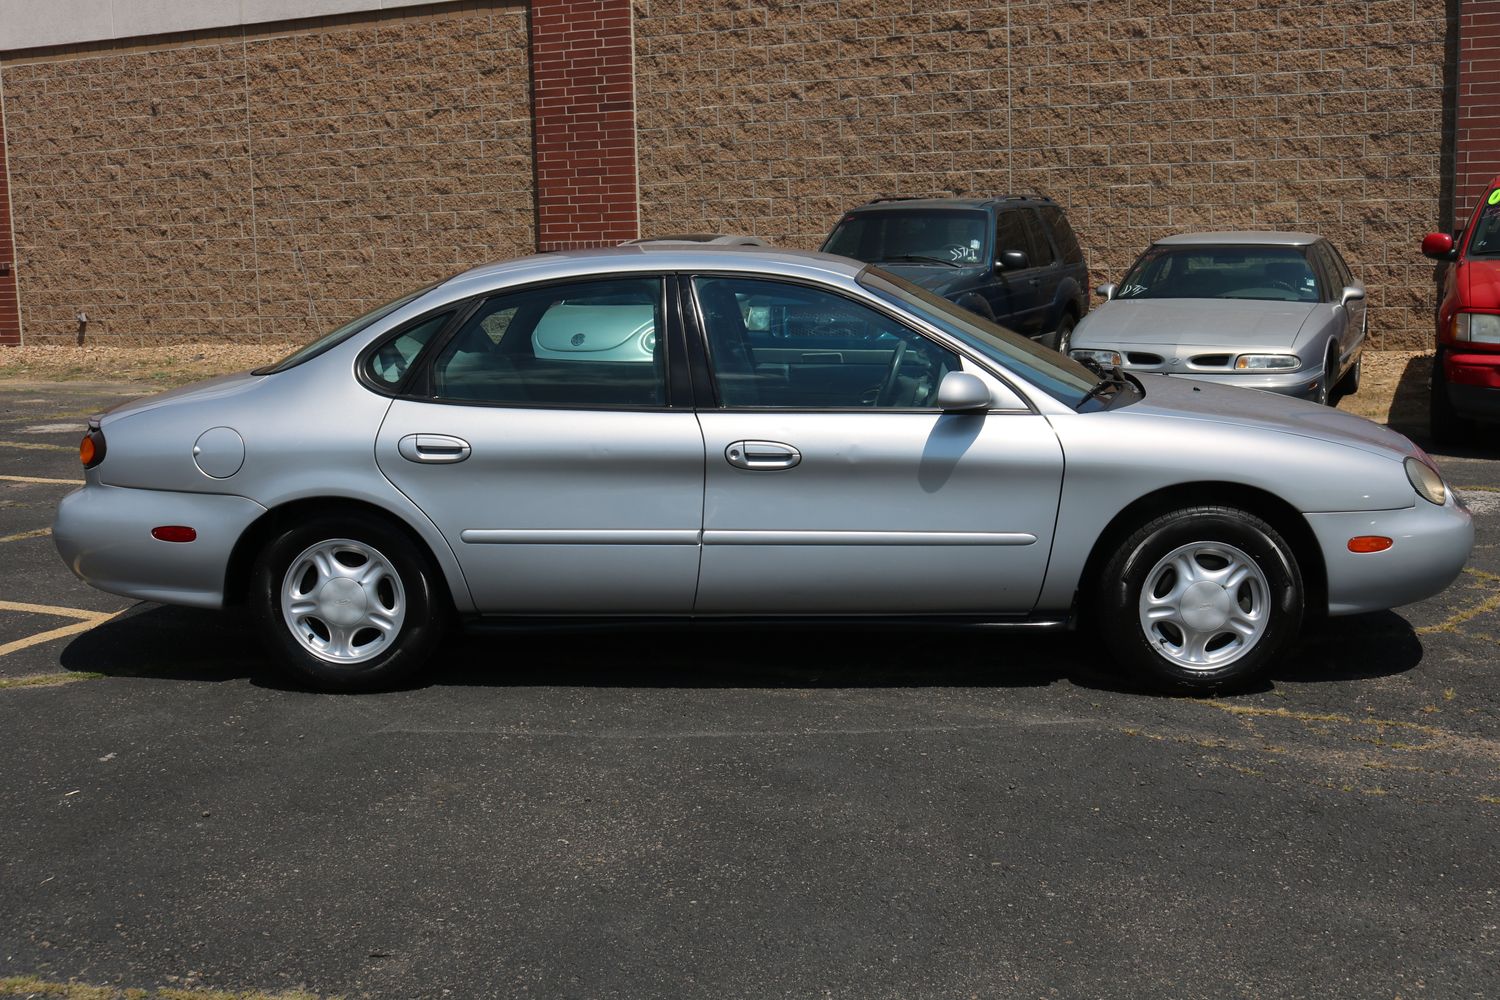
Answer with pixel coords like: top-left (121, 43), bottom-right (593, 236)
top-left (1128, 372), bottom-right (1422, 463)
top-left (1077, 298), bottom-right (1316, 348)
top-left (96, 370), bottom-right (268, 426)
top-left (1459, 256), bottom-right (1500, 311)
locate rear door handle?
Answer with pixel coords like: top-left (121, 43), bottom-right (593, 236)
top-left (398, 434), bottom-right (472, 464)
top-left (725, 440), bottom-right (801, 471)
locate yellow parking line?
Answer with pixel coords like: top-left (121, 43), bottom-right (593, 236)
top-left (0, 527), bottom-right (50, 544)
top-left (0, 440), bottom-right (73, 451)
top-left (0, 474), bottom-right (83, 485)
top-left (0, 599), bottom-right (114, 622)
top-left (0, 611), bottom-right (122, 658)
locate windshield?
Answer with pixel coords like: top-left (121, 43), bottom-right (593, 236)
top-left (1117, 245), bottom-right (1320, 302)
top-left (253, 283), bottom-right (442, 375)
top-left (824, 210), bottom-right (988, 266)
top-left (859, 267), bottom-right (1100, 405)
top-left (1467, 192), bottom-right (1500, 257)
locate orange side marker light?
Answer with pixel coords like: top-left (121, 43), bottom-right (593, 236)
top-left (1348, 536), bottom-right (1393, 553)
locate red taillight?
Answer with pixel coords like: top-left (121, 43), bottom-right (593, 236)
top-left (151, 526), bottom-right (197, 543)
top-left (1348, 536), bottom-right (1393, 553)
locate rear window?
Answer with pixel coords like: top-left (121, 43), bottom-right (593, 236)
top-left (254, 284), bottom-right (442, 375)
top-left (823, 210), bottom-right (989, 266)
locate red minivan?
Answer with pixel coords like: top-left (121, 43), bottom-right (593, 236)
top-left (1422, 175), bottom-right (1500, 442)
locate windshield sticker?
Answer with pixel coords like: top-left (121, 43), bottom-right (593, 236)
top-left (1120, 283), bottom-right (1148, 297)
top-left (1489, 189), bottom-right (1500, 206)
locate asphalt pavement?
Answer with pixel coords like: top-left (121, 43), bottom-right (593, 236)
top-left (0, 381), bottom-right (1496, 999)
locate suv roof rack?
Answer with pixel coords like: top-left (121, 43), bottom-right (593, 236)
top-left (862, 193), bottom-right (1056, 206)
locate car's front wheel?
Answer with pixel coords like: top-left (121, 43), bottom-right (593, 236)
top-left (250, 513), bottom-right (447, 691)
top-left (1096, 506), bottom-right (1304, 693)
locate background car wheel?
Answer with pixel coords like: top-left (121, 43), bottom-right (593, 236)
top-left (1429, 352), bottom-right (1474, 445)
top-left (1333, 354), bottom-right (1361, 399)
top-left (251, 513), bottom-right (447, 692)
top-left (1050, 314), bottom-right (1076, 354)
top-left (1095, 506), bottom-right (1304, 694)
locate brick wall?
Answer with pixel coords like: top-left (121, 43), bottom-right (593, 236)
top-left (0, 2), bottom-right (532, 343)
top-left (0, 81), bottom-right (18, 347)
top-left (1457, 0), bottom-right (1500, 224)
top-left (634, 0), bottom-right (1455, 349)
top-left (531, 0), bottom-right (639, 250)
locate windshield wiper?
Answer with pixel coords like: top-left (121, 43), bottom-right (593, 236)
top-left (1080, 365), bottom-right (1134, 407)
top-left (877, 254), bottom-right (962, 268)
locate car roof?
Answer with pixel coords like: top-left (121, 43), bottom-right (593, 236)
top-left (1153, 231), bottom-right (1322, 248)
top-left (844, 195), bottom-right (1055, 212)
top-left (439, 245), bottom-right (866, 294)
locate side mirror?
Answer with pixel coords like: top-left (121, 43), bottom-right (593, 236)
top-left (1096, 283), bottom-right (1118, 301)
top-left (1339, 285), bottom-right (1366, 306)
top-left (997, 250), bottom-right (1029, 272)
top-left (1421, 232), bottom-right (1456, 261)
top-left (936, 371), bottom-right (993, 412)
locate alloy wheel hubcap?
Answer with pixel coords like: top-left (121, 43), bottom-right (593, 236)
top-left (280, 538), bottom-right (405, 663)
top-left (1138, 541), bottom-right (1270, 670)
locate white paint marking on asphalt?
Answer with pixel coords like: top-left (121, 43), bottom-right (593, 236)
top-left (18, 423), bottom-right (86, 434)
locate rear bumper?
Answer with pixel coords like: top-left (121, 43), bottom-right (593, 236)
top-left (1306, 498), bottom-right (1473, 616)
top-left (54, 484), bottom-right (266, 609)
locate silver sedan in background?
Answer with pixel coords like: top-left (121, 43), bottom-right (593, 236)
top-left (1069, 232), bottom-right (1368, 405)
top-left (53, 247), bottom-right (1467, 695)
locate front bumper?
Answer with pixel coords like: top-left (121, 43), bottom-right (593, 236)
top-left (1306, 497), bottom-right (1473, 616)
top-left (1442, 352), bottom-right (1500, 420)
top-left (54, 484), bottom-right (267, 609)
top-left (1163, 369), bottom-right (1324, 401)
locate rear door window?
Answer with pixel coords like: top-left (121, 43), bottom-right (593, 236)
top-left (428, 277), bottom-right (668, 407)
top-left (1039, 205), bottom-right (1085, 265)
top-left (1020, 209), bottom-right (1056, 266)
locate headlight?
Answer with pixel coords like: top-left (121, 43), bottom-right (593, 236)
top-left (1233, 354), bottom-right (1300, 371)
top-left (1405, 457), bottom-right (1448, 506)
top-left (1070, 348), bottom-right (1122, 367)
top-left (1453, 312), bottom-right (1500, 344)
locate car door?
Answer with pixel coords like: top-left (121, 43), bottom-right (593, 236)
top-left (989, 208), bottom-right (1046, 336)
top-left (375, 274), bottom-right (705, 614)
top-left (686, 274), bottom-right (1065, 615)
top-left (1325, 241), bottom-right (1367, 361)
top-left (1019, 207), bottom-right (1064, 331)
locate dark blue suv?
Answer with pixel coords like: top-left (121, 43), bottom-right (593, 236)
top-left (820, 195), bottom-right (1090, 350)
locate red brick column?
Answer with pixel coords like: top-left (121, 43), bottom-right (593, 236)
top-left (1457, 1), bottom-right (1500, 223)
top-left (0, 88), bottom-right (19, 346)
top-left (529, 0), bottom-right (638, 251)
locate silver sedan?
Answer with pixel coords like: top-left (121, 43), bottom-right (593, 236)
top-left (54, 247), bottom-right (1469, 693)
top-left (1069, 231), bottom-right (1368, 405)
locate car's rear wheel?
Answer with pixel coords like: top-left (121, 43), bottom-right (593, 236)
top-left (1096, 506), bottom-right (1304, 694)
top-left (251, 513), bottom-right (446, 692)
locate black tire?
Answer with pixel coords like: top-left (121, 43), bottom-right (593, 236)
top-left (250, 513), bottom-right (447, 692)
top-left (1334, 353), bottom-right (1361, 398)
top-left (1429, 351), bottom-right (1473, 446)
top-left (1050, 313), bottom-right (1076, 355)
top-left (1095, 506), bottom-right (1304, 694)
top-left (1314, 350), bottom-right (1336, 406)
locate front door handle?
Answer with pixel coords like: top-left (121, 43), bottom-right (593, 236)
top-left (725, 440), bottom-right (801, 471)
top-left (398, 434), bottom-right (472, 464)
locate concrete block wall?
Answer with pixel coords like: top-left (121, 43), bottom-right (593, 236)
top-left (0, 2), bottom-right (532, 343)
top-left (634, 0), bottom-right (1456, 349)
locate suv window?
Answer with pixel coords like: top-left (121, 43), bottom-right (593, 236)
top-left (822, 210), bottom-right (987, 265)
top-left (428, 277), bottom-right (667, 407)
top-left (693, 276), bottom-right (960, 408)
top-left (1039, 205), bottom-right (1084, 265)
top-left (1019, 209), bottom-right (1056, 266)
top-left (995, 210), bottom-right (1031, 266)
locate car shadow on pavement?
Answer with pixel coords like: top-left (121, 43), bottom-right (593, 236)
top-left (57, 604), bottom-right (1423, 696)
